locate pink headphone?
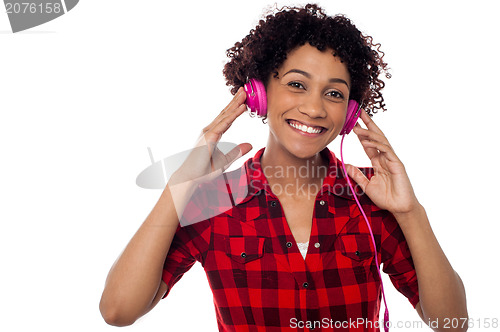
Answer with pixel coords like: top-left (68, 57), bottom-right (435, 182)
top-left (243, 78), bottom-right (390, 331)
top-left (243, 78), bottom-right (362, 135)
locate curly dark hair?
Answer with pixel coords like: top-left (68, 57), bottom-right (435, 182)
top-left (223, 3), bottom-right (390, 118)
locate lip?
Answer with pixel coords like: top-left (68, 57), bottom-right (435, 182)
top-left (286, 119), bottom-right (326, 130)
top-left (286, 119), bottom-right (327, 136)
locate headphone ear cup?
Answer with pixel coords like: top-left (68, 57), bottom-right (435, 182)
top-left (244, 79), bottom-right (267, 117)
top-left (254, 79), bottom-right (267, 117)
top-left (340, 100), bottom-right (361, 135)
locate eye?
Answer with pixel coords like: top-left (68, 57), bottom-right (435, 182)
top-left (326, 90), bottom-right (345, 100)
top-left (287, 81), bottom-right (305, 89)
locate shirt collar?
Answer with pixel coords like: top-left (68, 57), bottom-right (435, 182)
top-left (230, 146), bottom-right (357, 206)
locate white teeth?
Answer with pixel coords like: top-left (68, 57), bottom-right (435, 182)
top-left (288, 121), bottom-right (322, 134)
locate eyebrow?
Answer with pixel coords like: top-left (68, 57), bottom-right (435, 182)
top-left (282, 69), bottom-right (350, 89)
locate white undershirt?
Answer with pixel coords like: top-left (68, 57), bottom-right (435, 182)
top-left (297, 241), bottom-right (309, 260)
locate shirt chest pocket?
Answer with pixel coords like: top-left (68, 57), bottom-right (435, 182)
top-left (339, 234), bottom-right (375, 262)
top-left (225, 236), bottom-right (265, 264)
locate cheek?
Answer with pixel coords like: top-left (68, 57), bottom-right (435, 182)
top-left (324, 105), bottom-right (349, 139)
top-left (329, 104), bottom-right (348, 123)
top-left (267, 92), bottom-right (298, 117)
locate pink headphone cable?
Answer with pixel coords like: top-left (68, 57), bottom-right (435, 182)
top-left (340, 134), bottom-right (390, 332)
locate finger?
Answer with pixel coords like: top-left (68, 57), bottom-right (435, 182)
top-left (222, 143), bottom-right (253, 171)
top-left (209, 142), bottom-right (253, 174)
top-left (203, 87), bottom-right (247, 134)
top-left (352, 123), bottom-right (385, 159)
top-left (359, 109), bottom-right (385, 136)
top-left (344, 164), bottom-right (369, 193)
top-left (219, 87), bottom-right (247, 116)
top-left (353, 123), bottom-right (392, 148)
top-left (356, 136), bottom-right (379, 160)
top-left (359, 140), bottom-right (400, 163)
top-left (216, 87), bottom-right (247, 120)
top-left (204, 104), bottom-right (247, 142)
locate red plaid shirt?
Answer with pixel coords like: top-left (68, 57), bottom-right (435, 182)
top-left (161, 147), bottom-right (419, 331)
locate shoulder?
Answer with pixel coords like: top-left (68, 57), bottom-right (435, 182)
top-left (180, 159), bottom-right (251, 225)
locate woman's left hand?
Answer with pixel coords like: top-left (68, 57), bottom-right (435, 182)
top-left (344, 110), bottom-right (421, 217)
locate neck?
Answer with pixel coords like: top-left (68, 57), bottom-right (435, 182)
top-left (260, 144), bottom-right (329, 199)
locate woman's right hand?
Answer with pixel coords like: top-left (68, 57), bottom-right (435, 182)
top-left (171, 87), bottom-right (253, 186)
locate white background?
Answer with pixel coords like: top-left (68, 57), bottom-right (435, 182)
top-left (1, 1), bottom-right (499, 331)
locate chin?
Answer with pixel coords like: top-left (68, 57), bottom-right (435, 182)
top-left (284, 142), bottom-right (325, 160)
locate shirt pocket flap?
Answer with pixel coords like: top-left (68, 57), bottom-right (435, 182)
top-left (225, 236), bottom-right (265, 264)
top-left (339, 234), bottom-right (374, 261)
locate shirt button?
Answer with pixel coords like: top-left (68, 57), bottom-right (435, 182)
top-left (314, 242), bottom-right (320, 248)
top-left (240, 252), bottom-right (247, 258)
top-left (355, 250), bottom-right (360, 257)
top-left (270, 201), bottom-right (277, 207)
top-left (286, 242), bottom-right (293, 248)
top-left (302, 282), bottom-right (309, 288)
top-left (319, 200), bottom-right (326, 206)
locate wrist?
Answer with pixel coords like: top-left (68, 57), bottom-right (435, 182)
top-left (392, 203), bottom-right (427, 228)
top-left (170, 167), bottom-right (224, 188)
top-left (169, 170), bottom-right (197, 187)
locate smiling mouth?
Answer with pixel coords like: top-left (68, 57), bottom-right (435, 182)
top-left (286, 119), bottom-right (326, 134)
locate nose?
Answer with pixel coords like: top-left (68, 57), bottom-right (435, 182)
top-left (298, 93), bottom-right (327, 118)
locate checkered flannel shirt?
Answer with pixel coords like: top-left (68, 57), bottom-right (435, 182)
top-left (161, 147), bottom-right (419, 331)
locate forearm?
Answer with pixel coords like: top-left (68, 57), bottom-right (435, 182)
top-left (99, 174), bottom-right (197, 325)
top-left (394, 205), bottom-right (468, 331)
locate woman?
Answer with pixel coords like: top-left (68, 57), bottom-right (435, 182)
top-left (100, 4), bottom-right (468, 331)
